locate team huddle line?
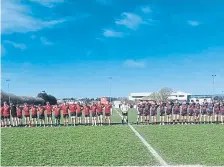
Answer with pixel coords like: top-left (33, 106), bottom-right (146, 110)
top-left (1, 101), bottom-right (112, 127)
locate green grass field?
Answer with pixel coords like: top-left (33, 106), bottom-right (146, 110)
top-left (1, 108), bottom-right (224, 166)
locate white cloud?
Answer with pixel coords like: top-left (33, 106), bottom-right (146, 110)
top-left (115, 12), bottom-right (146, 30)
top-left (40, 37), bottom-right (53, 45)
top-left (123, 59), bottom-right (146, 68)
top-left (4, 40), bottom-right (27, 50)
top-left (29, 0), bottom-right (64, 8)
top-left (1, 0), bottom-right (65, 34)
top-left (1, 45), bottom-right (6, 56)
top-left (103, 29), bottom-right (123, 37)
top-left (141, 6), bottom-right (152, 13)
top-left (187, 20), bottom-right (200, 26)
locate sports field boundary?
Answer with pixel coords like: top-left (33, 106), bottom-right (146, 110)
top-left (114, 108), bottom-right (168, 166)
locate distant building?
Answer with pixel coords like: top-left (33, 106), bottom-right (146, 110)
top-left (128, 92), bottom-right (152, 101)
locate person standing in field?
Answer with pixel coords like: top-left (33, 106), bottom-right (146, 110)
top-left (76, 102), bottom-right (83, 125)
top-left (45, 102), bottom-right (53, 127)
top-left (194, 101), bottom-right (201, 124)
top-left (84, 103), bottom-right (90, 125)
top-left (91, 102), bottom-right (97, 126)
top-left (214, 102), bottom-right (220, 124)
top-left (188, 101), bottom-right (195, 124)
top-left (16, 104), bottom-right (23, 126)
top-left (200, 101), bottom-right (208, 124)
top-left (180, 101), bottom-right (188, 125)
top-left (207, 102), bottom-right (214, 124)
top-left (120, 102), bottom-right (129, 124)
top-left (31, 104), bottom-right (38, 127)
top-left (137, 102), bottom-right (143, 124)
top-left (69, 102), bottom-right (77, 126)
top-left (23, 103), bottom-right (30, 127)
top-left (159, 102), bottom-right (165, 125)
top-left (54, 104), bottom-right (61, 126)
top-left (10, 102), bottom-right (17, 127)
top-left (150, 102), bottom-right (157, 125)
top-left (172, 101), bottom-right (180, 124)
top-left (38, 104), bottom-right (45, 127)
top-left (62, 102), bottom-right (69, 126)
top-left (165, 102), bottom-right (172, 124)
top-left (96, 101), bottom-right (103, 126)
top-left (104, 101), bottom-right (112, 125)
top-left (1, 105), bottom-right (5, 127)
top-left (3, 102), bottom-right (11, 127)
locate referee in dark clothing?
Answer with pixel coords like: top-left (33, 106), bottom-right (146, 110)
top-left (10, 103), bottom-right (17, 127)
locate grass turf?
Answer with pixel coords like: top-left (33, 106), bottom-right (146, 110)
top-left (1, 126), bottom-right (157, 166)
top-left (135, 124), bottom-right (224, 166)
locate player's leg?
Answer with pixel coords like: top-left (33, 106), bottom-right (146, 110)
top-left (221, 114), bottom-right (224, 124)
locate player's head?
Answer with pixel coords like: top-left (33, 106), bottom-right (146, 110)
top-left (46, 101), bottom-right (50, 105)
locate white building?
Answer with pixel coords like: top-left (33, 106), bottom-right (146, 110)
top-left (128, 91), bottom-right (191, 101)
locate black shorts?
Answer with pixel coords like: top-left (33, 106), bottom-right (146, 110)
top-left (11, 113), bottom-right (17, 118)
top-left (32, 115), bottom-right (37, 118)
top-left (92, 112), bottom-right (96, 117)
top-left (17, 115), bottom-right (22, 119)
top-left (150, 112), bottom-right (156, 116)
top-left (70, 112), bottom-right (76, 117)
top-left (97, 112), bottom-right (103, 116)
top-left (55, 115), bottom-right (61, 119)
top-left (166, 111), bottom-right (171, 115)
top-left (1, 116), bottom-right (4, 120)
top-left (144, 112), bottom-right (149, 116)
top-left (160, 112), bottom-right (165, 116)
top-left (25, 115), bottom-right (30, 118)
top-left (47, 114), bottom-right (52, 118)
top-left (181, 112), bottom-right (187, 116)
top-left (39, 114), bottom-right (45, 119)
top-left (85, 114), bottom-right (90, 117)
top-left (138, 112), bottom-right (143, 116)
top-left (63, 114), bottom-right (69, 118)
top-left (122, 112), bottom-right (128, 116)
top-left (189, 112), bottom-right (194, 116)
top-left (77, 112), bottom-right (82, 117)
top-left (207, 112), bottom-right (213, 116)
top-left (105, 113), bottom-right (110, 117)
top-left (4, 115), bottom-right (10, 119)
top-left (201, 111), bottom-right (207, 115)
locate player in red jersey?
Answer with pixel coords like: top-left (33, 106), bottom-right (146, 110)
top-left (23, 103), bottom-right (31, 127)
top-left (45, 102), bottom-right (53, 127)
top-left (1, 105), bottom-right (5, 127)
top-left (61, 102), bottom-right (69, 126)
top-left (16, 104), bottom-right (23, 126)
top-left (38, 104), bottom-right (45, 127)
top-left (104, 101), bottom-right (112, 125)
top-left (53, 104), bottom-right (61, 126)
top-left (194, 101), bottom-right (201, 124)
top-left (220, 102), bottom-right (224, 125)
top-left (31, 104), bottom-right (38, 127)
top-left (172, 102), bottom-right (180, 124)
top-left (76, 102), bottom-right (83, 125)
top-left (91, 102), bottom-right (97, 126)
top-left (3, 102), bottom-right (11, 127)
top-left (180, 102), bottom-right (188, 125)
top-left (214, 103), bottom-right (220, 123)
top-left (69, 102), bottom-right (76, 126)
top-left (188, 102), bottom-right (195, 124)
top-left (96, 101), bottom-right (103, 126)
top-left (84, 103), bottom-right (90, 125)
top-left (165, 102), bottom-right (172, 124)
top-left (200, 101), bottom-right (208, 124)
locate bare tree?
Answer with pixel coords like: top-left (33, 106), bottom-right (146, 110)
top-left (149, 88), bottom-right (173, 102)
top-left (149, 92), bottom-right (160, 102)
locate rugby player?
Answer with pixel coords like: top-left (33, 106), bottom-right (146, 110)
top-left (1, 105), bottom-right (5, 127)
top-left (23, 103), bottom-right (31, 127)
top-left (10, 102), bottom-right (17, 127)
top-left (159, 102), bottom-right (165, 125)
top-left (104, 102), bottom-right (112, 125)
top-left (180, 101), bottom-right (188, 125)
top-left (38, 104), bottom-right (45, 127)
top-left (144, 101), bottom-right (150, 124)
top-left (194, 101), bottom-right (201, 124)
top-left (120, 103), bottom-right (129, 124)
top-left (207, 102), bottom-right (214, 124)
top-left (136, 102), bottom-right (143, 124)
top-left (84, 103), bottom-right (90, 125)
top-left (16, 104), bottom-right (23, 126)
top-left (220, 102), bottom-right (224, 124)
top-left (165, 102), bottom-right (172, 124)
top-left (172, 101), bottom-right (180, 124)
top-left (69, 102), bottom-right (77, 126)
top-left (76, 102), bottom-right (83, 125)
top-left (200, 101), bottom-right (208, 124)
top-left (214, 103), bottom-right (220, 123)
top-left (54, 104), bottom-right (61, 126)
top-left (62, 102), bottom-right (69, 126)
top-left (3, 102), bottom-right (11, 127)
top-left (46, 102), bottom-right (53, 127)
top-left (91, 102), bottom-right (97, 126)
top-left (150, 102), bottom-right (157, 125)
top-left (31, 104), bottom-right (38, 127)
top-left (188, 101), bottom-right (195, 124)
top-left (96, 101), bottom-right (103, 126)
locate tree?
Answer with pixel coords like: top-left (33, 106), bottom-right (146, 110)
top-left (37, 92), bottom-right (57, 105)
top-left (149, 87), bottom-right (173, 102)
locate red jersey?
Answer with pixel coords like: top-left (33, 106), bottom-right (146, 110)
top-left (91, 105), bottom-right (97, 113)
top-left (69, 104), bottom-right (76, 113)
top-left (84, 106), bottom-right (90, 115)
top-left (96, 104), bottom-right (103, 113)
top-left (31, 106), bottom-right (37, 115)
top-left (76, 104), bottom-right (83, 113)
top-left (62, 104), bottom-right (69, 115)
top-left (24, 106), bottom-right (30, 116)
top-left (3, 105), bottom-right (10, 116)
top-left (16, 107), bottom-right (23, 117)
top-left (38, 106), bottom-right (45, 115)
top-left (45, 104), bottom-right (52, 115)
top-left (104, 104), bottom-right (111, 113)
top-left (1, 107), bottom-right (4, 116)
top-left (54, 107), bottom-right (61, 116)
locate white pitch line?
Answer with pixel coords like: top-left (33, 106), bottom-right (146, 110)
top-left (114, 108), bottom-right (168, 166)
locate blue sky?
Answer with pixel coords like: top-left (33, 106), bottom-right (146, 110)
top-left (1, 0), bottom-right (224, 98)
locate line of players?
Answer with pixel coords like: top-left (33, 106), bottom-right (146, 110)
top-left (137, 100), bottom-right (224, 125)
top-left (1, 101), bottom-right (112, 128)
